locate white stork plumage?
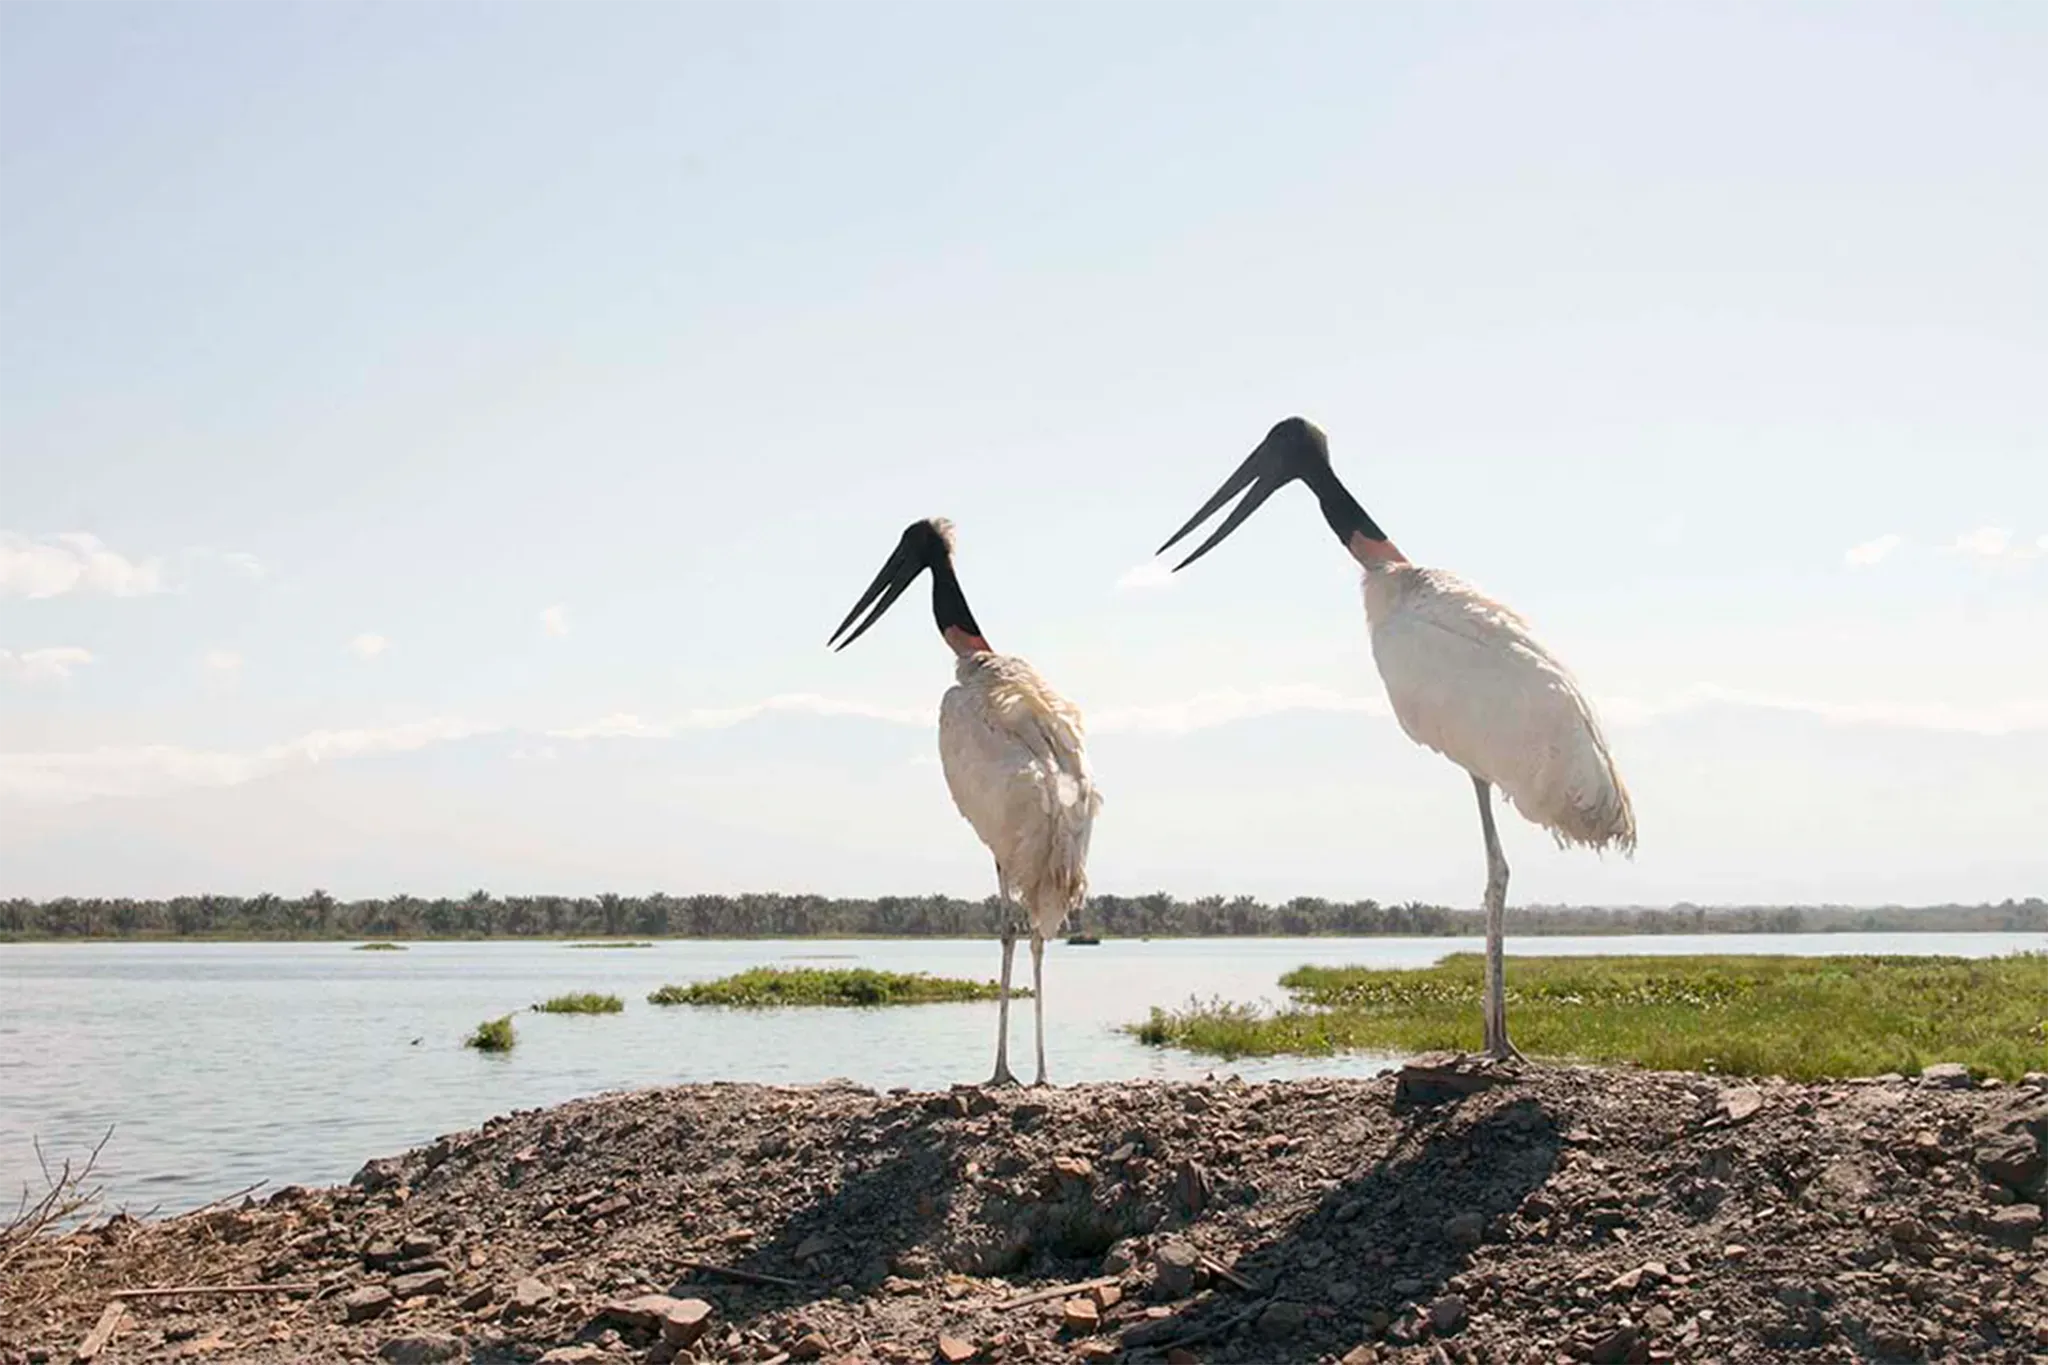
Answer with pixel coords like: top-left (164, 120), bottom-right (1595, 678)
top-left (829, 518), bottom-right (1102, 1086)
top-left (1158, 418), bottom-right (1635, 1060)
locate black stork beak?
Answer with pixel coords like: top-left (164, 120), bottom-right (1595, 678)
top-left (827, 527), bottom-right (929, 651)
top-left (1157, 417), bottom-right (1330, 570)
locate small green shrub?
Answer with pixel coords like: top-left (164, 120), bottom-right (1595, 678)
top-left (533, 992), bottom-right (624, 1015)
top-left (649, 967), bottom-right (1028, 1008)
top-left (465, 1015), bottom-right (516, 1052)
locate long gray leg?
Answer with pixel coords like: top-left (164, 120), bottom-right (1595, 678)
top-left (1473, 775), bottom-right (1522, 1062)
top-left (986, 868), bottom-right (1020, 1087)
top-left (1029, 933), bottom-right (1048, 1087)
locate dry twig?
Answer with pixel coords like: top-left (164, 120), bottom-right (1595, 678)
top-left (1199, 1254), bottom-right (1258, 1293)
top-left (1149, 1298), bottom-right (1269, 1355)
top-left (0, 1126), bottom-right (114, 1275)
top-left (106, 1282), bottom-right (320, 1300)
top-left (182, 1180), bottom-right (267, 1220)
top-left (987, 1275), bottom-right (1122, 1312)
top-left (74, 1301), bottom-right (127, 1363)
top-left (675, 1258), bottom-right (809, 1289)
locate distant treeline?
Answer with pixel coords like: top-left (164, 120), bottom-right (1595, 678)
top-left (2, 891), bottom-right (2043, 941)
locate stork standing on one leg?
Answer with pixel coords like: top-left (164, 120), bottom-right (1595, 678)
top-left (1155, 419), bottom-right (1635, 1060)
top-left (829, 518), bottom-right (1102, 1086)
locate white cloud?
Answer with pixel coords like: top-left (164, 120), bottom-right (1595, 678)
top-left (1115, 559), bottom-right (1177, 592)
top-left (548, 693), bottom-right (935, 740)
top-left (1843, 533), bottom-right (1902, 568)
top-left (0, 718), bottom-right (498, 806)
top-left (202, 649), bottom-right (243, 673)
top-left (1596, 683), bottom-right (2048, 736)
top-left (1948, 526), bottom-right (2043, 562)
top-left (8, 680), bottom-right (2044, 810)
top-left (0, 532), bottom-right (165, 598)
top-left (350, 633), bottom-right (391, 660)
top-left (1941, 528), bottom-right (2039, 565)
top-left (0, 646), bottom-right (94, 684)
top-left (185, 548), bottom-right (266, 581)
top-left (540, 605), bottom-right (569, 637)
top-left (0, 534), bottom-right (263, 598)
top-left (1091, 684), bottom-right (1388, 735)
top-left (550, 680), bottom-right (2048, 745)
top-left (1952, 526), bottom-right (2013, 557)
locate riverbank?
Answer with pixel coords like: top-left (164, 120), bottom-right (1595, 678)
top-left (5, 1065), bottom-right (2044, 1364)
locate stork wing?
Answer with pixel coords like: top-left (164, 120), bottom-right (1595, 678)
top-left (938, 654), bottom-right (1102, 926)
top-left (1368, 568), bottom-right (1634, 854)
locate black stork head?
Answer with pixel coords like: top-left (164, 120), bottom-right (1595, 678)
top-left (827, 517), bottom-right (985, 652)
top-left (1156, 416), bottom-right (1386, 570)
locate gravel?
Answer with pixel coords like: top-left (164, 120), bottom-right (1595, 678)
top-left (4, 1059), bottom-right (2044, 1363)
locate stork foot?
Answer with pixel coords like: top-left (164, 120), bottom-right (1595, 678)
top-left (984, 1067), bottom-right (1022, 1089)
top-left (1482, 1040), bottom-right (1528, 1065)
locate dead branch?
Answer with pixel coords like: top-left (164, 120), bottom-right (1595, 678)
top-left (105, 1282), bottom-right (320, 1299)
top-left (0, 1126), bottom-right (114, 1275)
top-left (1199, 1254), bottom-right (1258, 1293)
top-left (1148, 1298), bottom-right (1269, 1355)
top-left (182, 1180), bottom-right (267, 1220)
top-left (75, 1300), bottom-right (127, 1363)
top-left (674, 1258), bottom-right (809, 1289)
top-left (987, 1275), bottom-right (1122, 1312)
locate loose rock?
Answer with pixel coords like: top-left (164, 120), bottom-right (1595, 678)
top-left (342, 1286), bottom-right (395, 1324)
top-left (1153, 1240), bottom-right (1201, 1298)
top-left (390, 1269), bottom-right (449, 1299)
top-left (1983, 1204), bottom-right (2042, 1245)
top-left (502, 1277), bottom-right (553, 1320)
top-left (1259, 1301), bottom-right (1309, 1337)
top-left (10, 1072), bottom-right (2048, 1365)
top-left (375, 1332), bottom-right (464, 1364)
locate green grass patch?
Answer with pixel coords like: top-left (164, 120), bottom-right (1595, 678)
top-left (464, 1015), bottom-right (516, 1052)
top-left (532, 991), bottom-right (625, 1014)
top-left (648, 966), bottom-right (1030, 1008)
top-left (1128, 953), bottom-right (2048, 1081)
top-left (566, 941), bottom-right (655, 949)
top-left (353, 941), bottom-right (407, 951)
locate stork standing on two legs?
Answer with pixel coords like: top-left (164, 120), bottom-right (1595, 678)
top-left (1156, 418), bottom-right (1635, 1060)
top-left (829, 518), bottom-right (1103, 1086)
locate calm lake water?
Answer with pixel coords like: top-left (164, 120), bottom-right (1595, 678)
top-left (3, 933), bottom-right (2041, 1215)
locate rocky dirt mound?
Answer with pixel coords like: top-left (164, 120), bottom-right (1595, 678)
top-left (4, 1062), bottom-right (2045, 1364)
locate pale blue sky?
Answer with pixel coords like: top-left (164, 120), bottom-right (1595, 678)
top-left (3, 2), bottom-right (2043, 904)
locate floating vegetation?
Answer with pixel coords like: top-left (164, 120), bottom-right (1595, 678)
top-left (566, 941), bottom-right (655, 949)
top-left (533, 992), bottom-right (625, 1015)
top-left (353, 941), bottom-right (407, 951)
top-left (1129, 953), bottom-right (2048, 1081)
top-left (464, 1015), bottom-right (516, 1052)
top-left (648, 967), bottom-right (1028, 1008)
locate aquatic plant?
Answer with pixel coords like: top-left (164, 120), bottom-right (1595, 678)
top-left (533, 992), bottom-right (624, 1014)
top-left (464, 1015), bottom-right (516, 1052)
top-left (1129, 953), bottom-right (2048, 1081)
top-left (648, 967), bottom-right (1028, 1008)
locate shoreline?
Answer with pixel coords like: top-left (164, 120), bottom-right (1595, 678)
top-left (6, 1064), bottom-right (2044, 1364)
top-left (7, 928), bottom-right (2045, 946)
